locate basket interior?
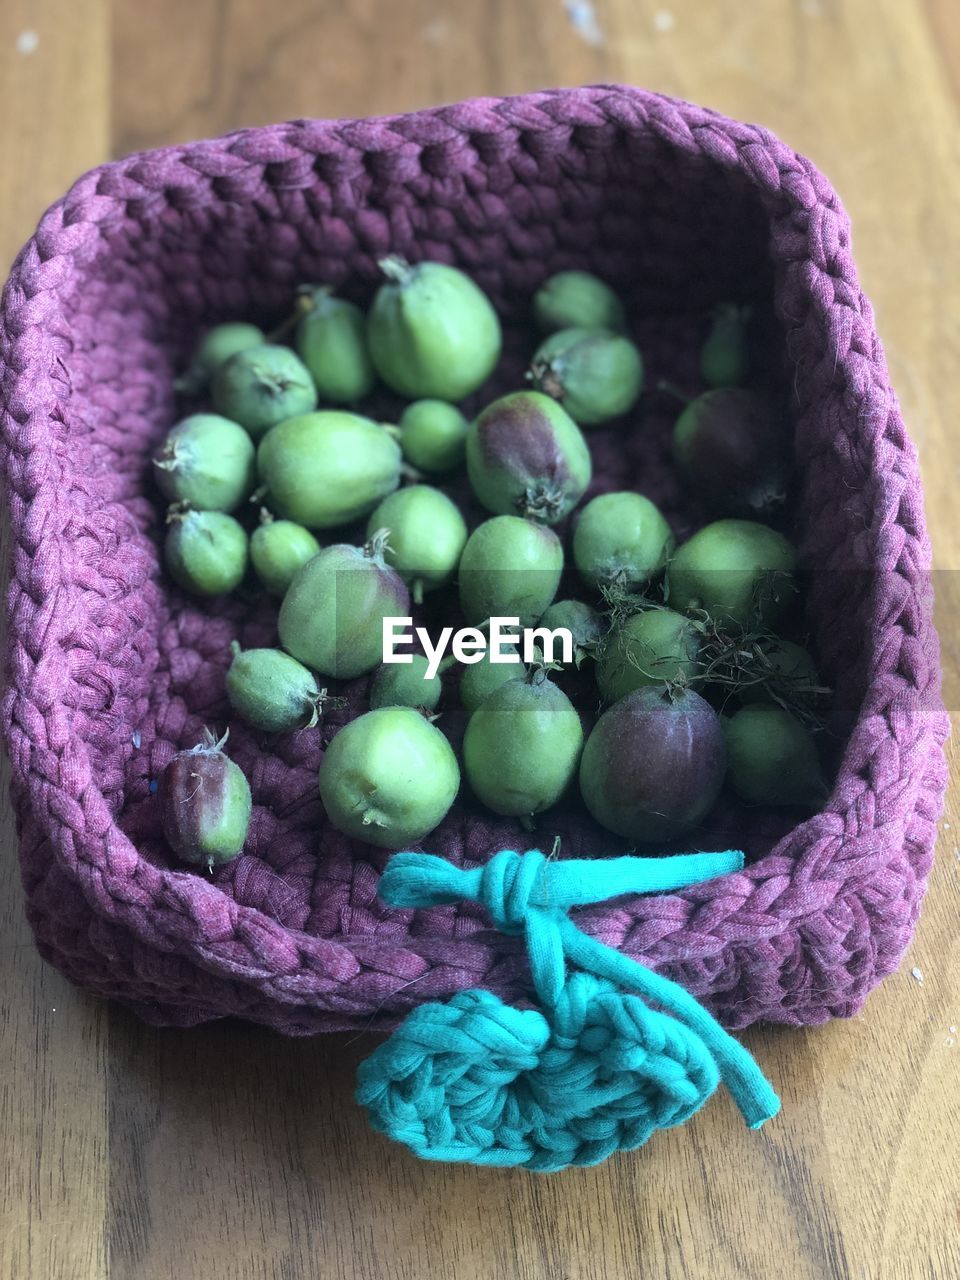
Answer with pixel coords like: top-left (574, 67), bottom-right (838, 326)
top-left (46, 120), bottom-right (878, 952)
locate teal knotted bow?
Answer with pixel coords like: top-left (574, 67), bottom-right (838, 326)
top-left (356, 848), bottom-right (780, 1171)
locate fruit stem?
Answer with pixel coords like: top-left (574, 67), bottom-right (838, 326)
top-left (264, 291), bottom-right (315, 343)
top-left (364, 527), bottom-right (392, 562)
top-left (519, 814), bottom-right (535, 833)
top-left (657, 379), bottom-right (694, 405)
top-left (412, 578), bottom-right (424, 606)
top-left (378, 255), bottom-right (415, 286)
top-left (229, 639), bottom-right (242, 660)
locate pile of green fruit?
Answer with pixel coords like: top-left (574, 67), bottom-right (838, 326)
top-left (155, 262), bottom-right (830, 873)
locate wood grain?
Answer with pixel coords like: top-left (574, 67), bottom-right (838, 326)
top-left (1, 2), bottom-right (958, 1277)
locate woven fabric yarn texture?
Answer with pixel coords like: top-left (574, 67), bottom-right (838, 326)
top-left (0, 85), bottom-right (949, 1037)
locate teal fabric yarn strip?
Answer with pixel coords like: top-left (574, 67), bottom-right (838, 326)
top-left (356, 848), bottom-right (781, 1172)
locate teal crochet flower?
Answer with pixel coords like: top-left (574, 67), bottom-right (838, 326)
top-left (356, 849), bottom-right (780, 1171)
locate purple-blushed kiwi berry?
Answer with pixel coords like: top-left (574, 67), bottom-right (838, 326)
top-left (369, 656), bottom-right (442, 712)
top-left (295, 285), bottom-right (375, 403)
top-left (164, 508), bottom-right (248, 596)
top-left (152, 414), bottom-right (255, 513)
top-left (537, 599), bottom-right (606, 667)
top-left (700, 304), bottom-right (751, 388)
top-left (396, 400), bottom-right (469, 473)
top-left (666, 519), bottom-right (798, 630)
top-left (366, 485), bottom-right (467, 604)
top-left (529, 328), bottom-right (644, 426)
top-left (596, 608), bottom-right (701, 704)
top-left (724, 704), bottom-right (826, 808)
top-left (249, 511), bottom-right (321, 598)
top-left (257, 410), bottom-right (401, 530)
top-left (459, 516), bottom-right (563, 628)
top-left (226, 643), bottom-right (325, 733)
top-left (278, 532), bottom-right (410, 679)
top-left (459, 650), bottom-right (526, 714)
top-left (176, 322), bottom-right (266, 394)
top-left (463, 669), bottom-right (583, 819)
top-left (466, 390), bottom-right (591, 524)
top-left (672, 389), bottom-right (791, 519)
top-left (366, 257), bottom-right (502, 401)
top-left (212, 344), bottom-right (318, 439)
top-left (318, 706), bottom-right (460, 848)
top-left (579, 686), bottom-right (727, 843)
top-left (158, 728), bottom-right (251, 870)
top-left (533, 270), bottom-right (626, 335)
top-left (573, 492), bottom-right (675, 591)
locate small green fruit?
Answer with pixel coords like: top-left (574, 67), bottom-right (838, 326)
top-left (226, 645), bottom-right (323, 732)
top-left (318, 706), bottom-right (460, 847)
top-left (573, 492), bottom-right (675, 590)
top-left (666, 519), bottom-right (797, 630)
top-left (538, 599), bottom-right (606, 666)
top-left (466, 391), bottom-right (591, 524)
top-left (367, 257), bottom-right (502, 401)
top-left (459, 516), bottom-right (563, 627)
top-left (158, 730), bottom-right (251, 870)
top-left (153, 414), bottom-right (255, 513)
top-left (740, 639), bottom-right (823, 708)
top-left (369, 656), bottom-right (442, 711)
top-left (530, 328), bottom-right (644, 425)
top-left (533, 271), bottom-right (626, 334)
top-left (165, 509), bottom-right (248, 596)
top-left (257, 411), bottom-right (401, 529)
top-left (596, 609), bottom-right (701, 704)
top-left (397, 400), bottom-right (469, 473)
top-left (724, 704), bottom-right (826, 807)
top-left (295, 286), bottom-right (376, 403)
top-left (177, 322), bottom-right (266, 393)
top-left (278, 536), bottom-right (409, 679)
top-left (463, 673), bottom-right (584, 818)
top-left (459, 650), bottom-right (526, 714)
top-left (700, 304), bottom-right (750, 388)
top-left (212, 345), bottom-right (318, 439)
top-left (249, 513), bottom-right (321, 597)
top-left (366, 485), bottom-right (467, 604)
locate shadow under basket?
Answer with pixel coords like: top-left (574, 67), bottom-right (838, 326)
top-left (0, 86), bottom-right (948, 1036)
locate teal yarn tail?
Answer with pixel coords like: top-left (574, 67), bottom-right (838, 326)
top-left (356, 848), bottom-right (780, 1171)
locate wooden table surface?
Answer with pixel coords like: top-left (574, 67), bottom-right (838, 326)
top-left (1, 2), bottom-right (958, 1277)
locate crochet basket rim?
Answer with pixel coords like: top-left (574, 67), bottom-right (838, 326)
top-left (0, 84), bottom-right (948, 1033)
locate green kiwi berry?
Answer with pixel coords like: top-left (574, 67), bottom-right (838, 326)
top-left (249, 512), bottom-right (321, 597)
top-left (318, 706), bottom-right (460, 847)
top-left (529, 328), bottom-right (644, 426)
top-left (256, 411), bottom-right (401, 529)
top-left (212, 345), bottom-right (318, 439)
top-left (153, 414), bottom-right (255, 513)
top-left (295, 286), bottom-right (375, 403)
top-left (164, 508), bottom-right (248, 596)
top-left (226, 644), bottom-right (324, 732)
top-left (367, 257), bottom-right (501, 401)
top-left (366, 485), bottom-right (467, 603)
top-left (396, 400), bottom-right (469, 473)
top-left (369, 656), bottom-right (442, 712)
top-left (533, 271), bottom-right (626, 334)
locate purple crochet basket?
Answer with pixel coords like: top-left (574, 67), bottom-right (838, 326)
top-left (1, 86), bottom-right (948, 1036)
